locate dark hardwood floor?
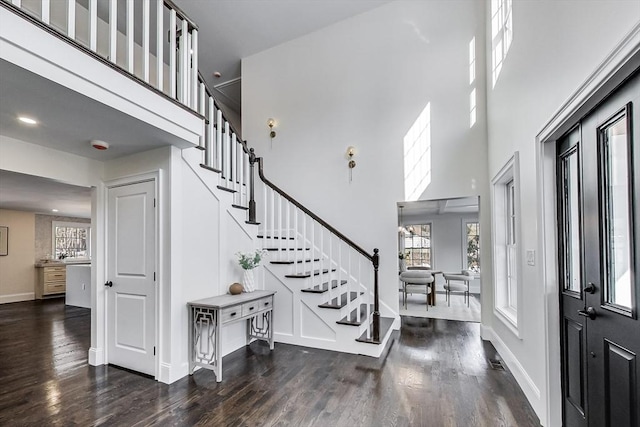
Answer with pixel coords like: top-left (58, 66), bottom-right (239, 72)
top-left (0, 299), bottom-right (540, 426)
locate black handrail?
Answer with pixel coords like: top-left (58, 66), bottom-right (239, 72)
top-left (250, 150), bottom-right (380, 341)
top-left (251, 151), bottom-right (374, 262)
top-left (164, 0), bottom-right (198, 31)
top-left (197, 71), bottom-right (247, 153)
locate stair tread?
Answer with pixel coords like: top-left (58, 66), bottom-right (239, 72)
top-left (216, 185), bottom-right (237, 194)
top-left (245, 221), bottom-right (261, 225)
top-left (318, 291), bottom-right (360, 309)
top-left (231, 204), bottom-right (248, 210)
top-left (355, 317), bottom-right (395, 345)
top-left (336, 304), bottom-right (374, 326)
top-left (258, 235), bottom-right (295, 240)
top-left (199, 164), bottom-right (222, 174)
top-left (285, 268), bottom-right (335, 278)
top-left (264, 247), bottom-right (310, 251)
top-left (301, 280), bottom-right (347, 293)
top-left (270, 258), bottom-right (320, 265)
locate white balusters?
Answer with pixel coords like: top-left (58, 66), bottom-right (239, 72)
top-left (191, 29), bottom-right (198, 110)
top-left (199, 83), bottom-right (206, 116)
top-left (294, 207), bottom-right (299, 275)
top-left (88, 0), bottom-right (97, 51)
top-left (41, 0), bottom-right (49, 24)
top-left (108, 0), bottom-right (117, 62)
top-left (142, 0), bottom-right (150, 83)
top-left (206, 97), bottom-right (214, 167)
top-left (178, 19), bottom-right (188, 104)
top-left (66, 0), bottom-right (75, 39)
top-left (216, 109), bottom-right (223, 170)
top-left (169, 9), bottom-right (177, 98)
top-left (285, 200), bottom-right (291, 262)
top-left (11, 0), bottom-right (21, 7)
top-left (126, 0), bottom-right (134, 73)
top-left (155, 0), bottom-right (163, 91)
top-left (230, 132), bottom-right (237, 192)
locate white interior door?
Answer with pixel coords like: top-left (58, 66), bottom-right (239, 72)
top-left (107, 180), bottom-right (156, 376)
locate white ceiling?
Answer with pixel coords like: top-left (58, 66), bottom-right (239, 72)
top-left (398, 197), bottom-right (479, 221)
top-left (174, 0), bottom-right (392, 113)
top-left (0, 0), bottom-right (391, 219)
top-left (0, 170), bottom-right (91, 218)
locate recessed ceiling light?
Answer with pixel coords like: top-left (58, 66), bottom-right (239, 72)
top-left (18, 116), bottom-right (38, 125)
top-left (52, 209), bottom-right (59, 212)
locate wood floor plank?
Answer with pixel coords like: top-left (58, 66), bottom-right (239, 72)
top-left (0, 299), bottom-right (540, 426)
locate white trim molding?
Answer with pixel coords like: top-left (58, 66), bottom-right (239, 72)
top-left (0, 292), bottom-right (34, 304)
top-left (536, 21), bottom-right (640, 427)
top-left (483, 326), bottom-right (542, 412)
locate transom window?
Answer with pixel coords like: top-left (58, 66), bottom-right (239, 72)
top-left (52, 221), bottom-right (90, 260)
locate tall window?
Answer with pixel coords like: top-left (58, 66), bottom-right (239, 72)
top-left (52, 221), bottom-right (90, 259)
top-left (465, 222), bottom-right (480, 272)
top-left (403, 224), bottom-right (432, 268)
top-left (492, 153), bottom-right (521, 335)
top-left (506, 181), bottom-right (517, 310)
top-left (491, 0), bottom-right (513, 87)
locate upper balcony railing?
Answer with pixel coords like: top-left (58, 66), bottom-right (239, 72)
top-left (3, 0), bottom-right (200, 112)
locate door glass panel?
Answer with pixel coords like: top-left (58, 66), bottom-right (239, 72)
top-left (565, 150), bottom-right (581, 292)
top-left (562, 149), bottom-right (581, 293)
top-left (601, 114), bottom-right (632, 310)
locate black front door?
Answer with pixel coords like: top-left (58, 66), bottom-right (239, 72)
top-left (557, 70), bottom-right (640, 427)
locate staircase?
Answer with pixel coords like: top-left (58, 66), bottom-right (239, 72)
top-left (3, 0), bottom-right (396, 357)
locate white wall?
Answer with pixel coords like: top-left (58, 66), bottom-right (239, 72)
top-left (484, 1), bottom-right (640, 425)
top-left (0, 209), bottom-right (36, 303)
top-left (66, 264), bottom-right (91, 308)
top-left (242, 0), bottom-right (489, 322)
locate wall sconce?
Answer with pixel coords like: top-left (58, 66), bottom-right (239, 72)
top-left (267, 118), bottom-right (276, 140)
top-left (346, 146), bottom-right (356, 182)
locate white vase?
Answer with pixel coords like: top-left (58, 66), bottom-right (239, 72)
top-left (243, 269), bottom-right (256, 292)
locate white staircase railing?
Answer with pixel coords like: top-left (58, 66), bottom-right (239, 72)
top-left (4, 0), bottom-right (199, 110)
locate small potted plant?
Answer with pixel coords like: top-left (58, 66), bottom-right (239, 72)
top-left (236, 249), bottom-right (266, 292)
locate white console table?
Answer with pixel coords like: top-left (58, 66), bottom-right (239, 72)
top-left (188, 290), bottom-right (275, 382)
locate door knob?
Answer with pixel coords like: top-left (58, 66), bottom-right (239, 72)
top-left (583, 283), bottom-right (596, 294)
top-left (577, 307), bottom-right (596, 320)
top-left (105, 281), bottom-right (113, 288)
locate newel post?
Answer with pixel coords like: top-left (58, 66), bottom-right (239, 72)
top-left (248, 148), bottom-right (257, 223)
top-left (372, 248), bottom-right (380, 342)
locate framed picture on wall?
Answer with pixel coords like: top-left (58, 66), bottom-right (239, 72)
top-left (0, 226), bottom-right (7, 256)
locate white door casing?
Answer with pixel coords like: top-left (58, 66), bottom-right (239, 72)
top-left (106, 180), bottom-right (156, 376)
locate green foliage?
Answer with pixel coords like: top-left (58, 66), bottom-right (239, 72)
top-left (236, 250), bottom-right (266, 270)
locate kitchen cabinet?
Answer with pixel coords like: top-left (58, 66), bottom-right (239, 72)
top-left (35, 265), bottom-right (66, 298)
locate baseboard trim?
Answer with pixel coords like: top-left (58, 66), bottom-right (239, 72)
top-left (483, 326), bottom-right (542, 417)
top-left (0, 292), bottom-right (35, 304)
top-left (88, 347), bottom-right (104, 366)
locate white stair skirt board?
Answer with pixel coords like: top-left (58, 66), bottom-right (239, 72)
top-left (399, 291), bottom-right (480, 322)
